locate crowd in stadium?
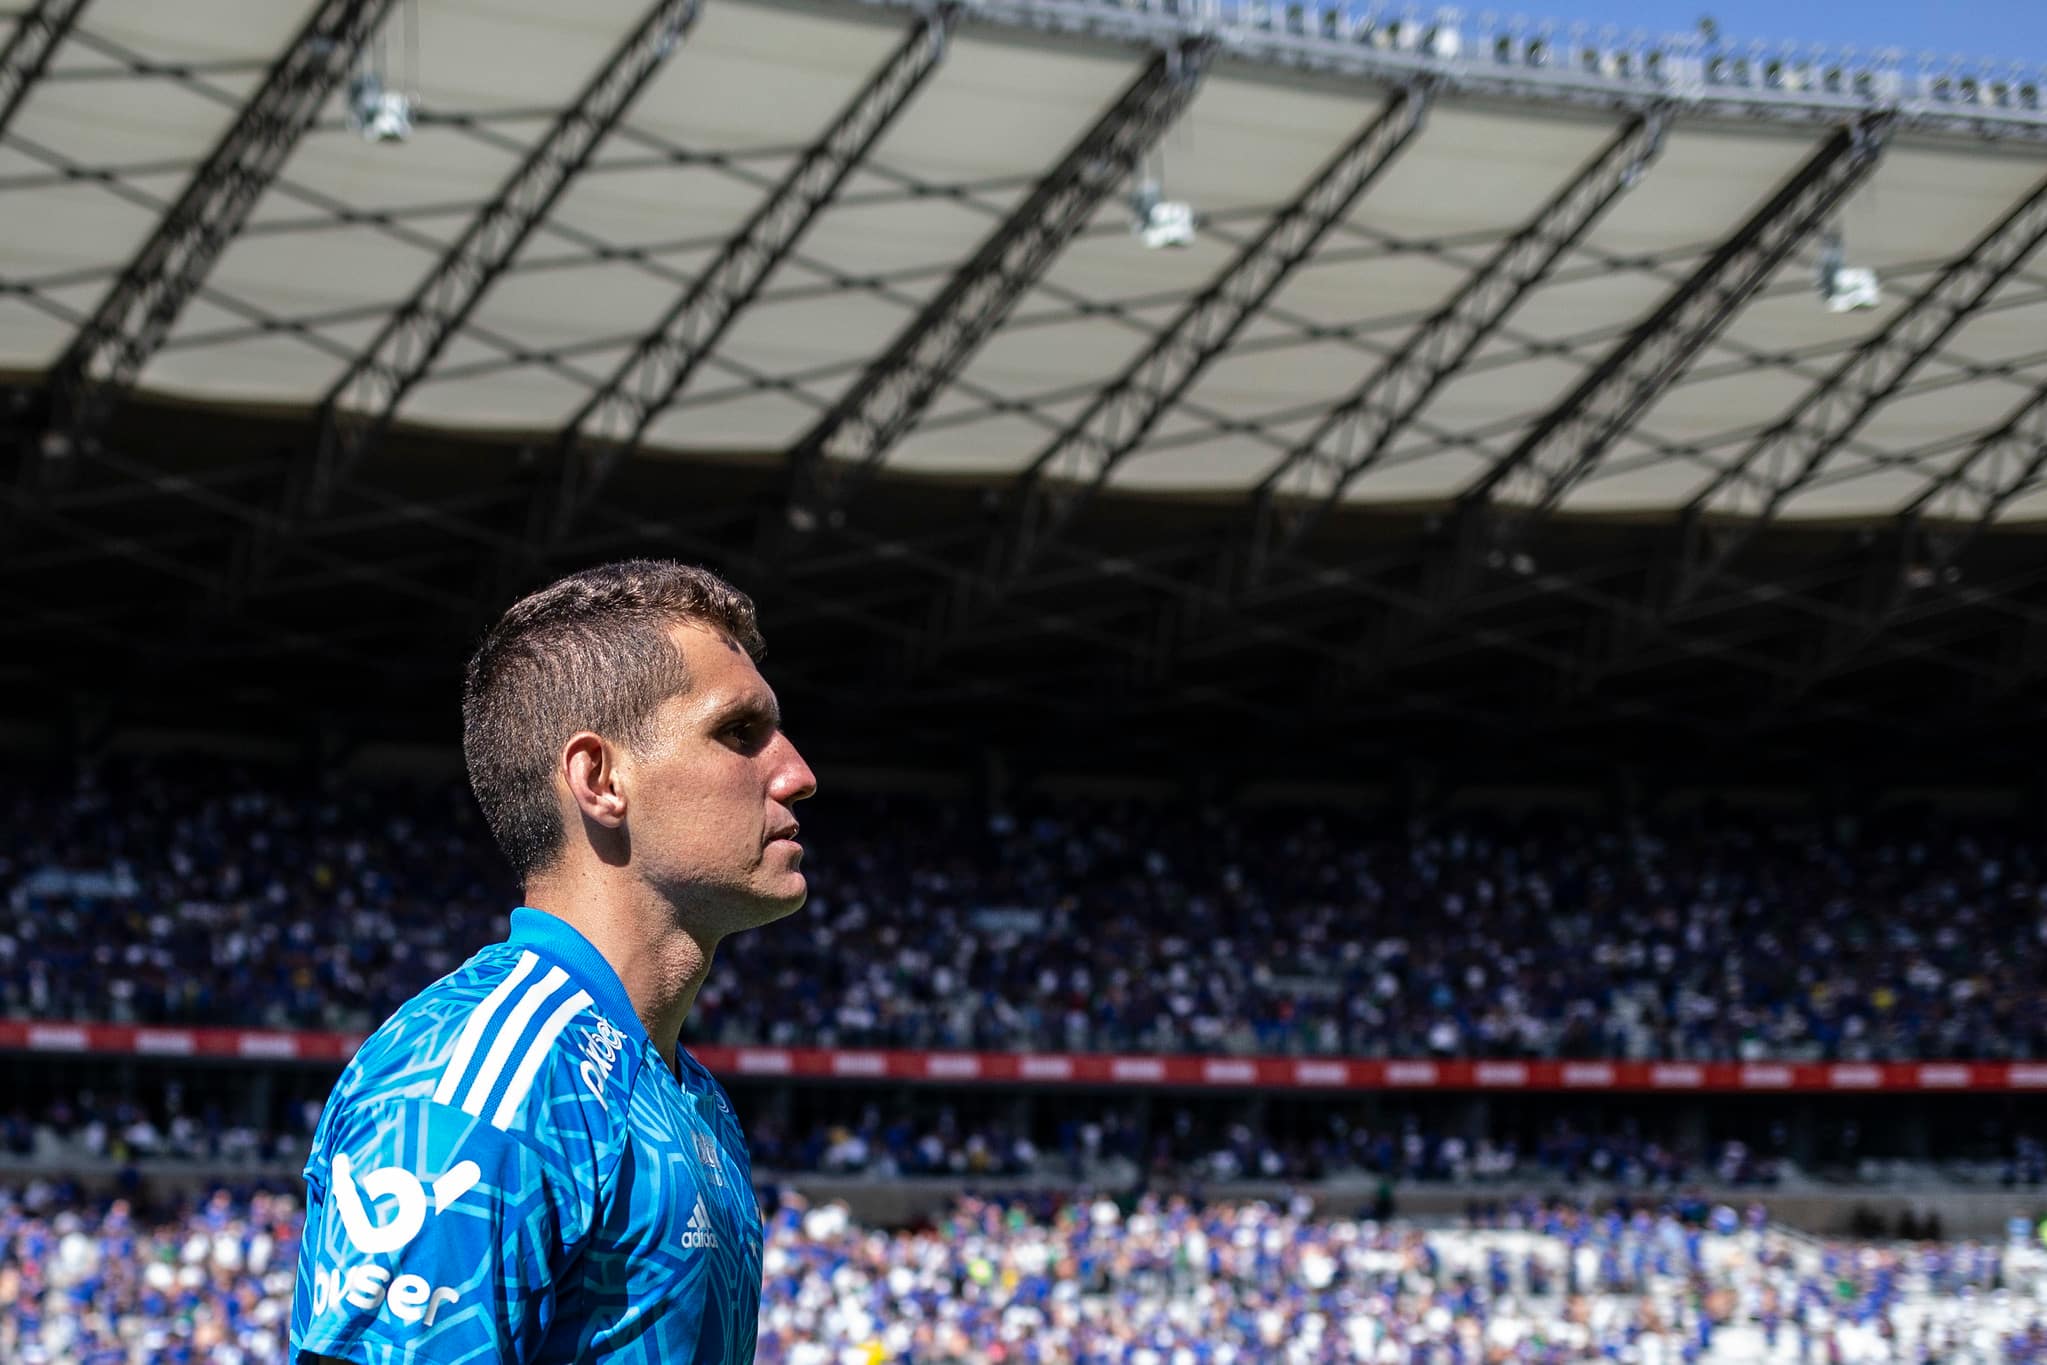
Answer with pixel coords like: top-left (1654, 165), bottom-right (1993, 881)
top-left (8, 1089), bottom-right (1818, 1192)
top-left (2, 1095), bottom-right (319, 1170)
top-left (2, 1182), bottom-right (2043, 1364)
top-left (758, 1108), bottom-right (1789, 1189)
top-left (6, 764), bottom-right (2045, 1063)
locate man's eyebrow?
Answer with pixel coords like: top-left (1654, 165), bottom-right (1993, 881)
top-left (712, 694), bottom-right (781, 729)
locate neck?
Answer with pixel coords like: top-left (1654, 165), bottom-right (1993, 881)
top-left (522, 864), bottom-right (721, 1062)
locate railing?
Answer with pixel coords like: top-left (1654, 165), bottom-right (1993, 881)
top-left (6, 1021), bottom-right (2047, 1092)
top-left (832, 0), bottom-right (2047, 138)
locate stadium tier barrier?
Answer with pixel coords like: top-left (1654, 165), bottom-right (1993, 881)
top-left (5, 1022), bottom-right (2047, 1092)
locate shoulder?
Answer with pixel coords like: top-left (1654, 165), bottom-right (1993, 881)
top-left (316, 944), bottom-right (643, 1181)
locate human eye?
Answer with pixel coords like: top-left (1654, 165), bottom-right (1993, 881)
top-left (721, 715), bottom-right (771, 753)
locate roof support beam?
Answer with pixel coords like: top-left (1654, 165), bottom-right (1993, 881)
top-left (1338, 115), bottom-right (1893, 675)
top-left (548, 6), bottom-right (960, 537)
top-left (1664, 171), bottom-right (2047, 616)
top-left (1460, 114), bottom-right (1894, 530)
top-left (989, 80), bottom-right (1434, 583)
top-left (38, 0), bottom-right (394, 466)
top-left (0, 0), bottom-right (88, 138)
top-left (1233, 108), bottom-right (1670, 591)
top-left (1794, 377), bottom-right (2047, 687)
top-left (1903, 389), bottom-right (2047, 577)
top-left (777, 37), bottom-right (1216, 540)
top-left (304, 0), bottom-right (701, 512)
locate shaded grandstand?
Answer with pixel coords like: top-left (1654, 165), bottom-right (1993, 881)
top-left (6, 0), bottom-right (2047, 1359)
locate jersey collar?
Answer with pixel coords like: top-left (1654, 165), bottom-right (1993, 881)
top-left (506, 906), bottom-right (650, 1052)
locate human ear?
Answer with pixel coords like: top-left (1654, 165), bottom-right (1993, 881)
top-left (561, 731), bottom-right (626, 829)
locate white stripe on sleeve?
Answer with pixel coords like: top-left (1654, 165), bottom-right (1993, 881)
top-left (460, 966), bottom-right (569, 1116)
top-left (432, 950), bottom-right (539, 1107)
top-left (491, 989), bottom-right (594, 1131)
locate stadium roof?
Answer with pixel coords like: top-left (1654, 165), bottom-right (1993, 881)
top-left (3, 0), bottom-right (2047, 779)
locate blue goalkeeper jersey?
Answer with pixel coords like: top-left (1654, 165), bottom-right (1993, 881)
top-left (290, 907), bottom-right (761, 1365)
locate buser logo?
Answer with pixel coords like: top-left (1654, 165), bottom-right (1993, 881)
top-left (310, 1154), bottom-right (479, 1328)
top-left (333, 1153), bottom-right (481, 1254)
top-left (680, 1196), bottom-right (718, 1250)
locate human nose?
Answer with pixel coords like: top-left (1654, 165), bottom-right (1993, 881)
top-left (770, 735), bottom-right (816, 805)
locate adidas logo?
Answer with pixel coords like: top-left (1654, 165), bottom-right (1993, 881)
top-left (679, 1196), bottom-right (718, 1250)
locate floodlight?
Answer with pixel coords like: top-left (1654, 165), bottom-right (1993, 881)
top-left (348, 72), bottom-right (413, 144)
top-left (1816, 231), bottom-right (1881, 313)
top-left (1130, 183), bottom-right (1195, 250)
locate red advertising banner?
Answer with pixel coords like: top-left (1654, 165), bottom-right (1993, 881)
top-left (4, 1021), bottom-right (2046, 1093)
top-left (0, 1021), bottom-right (363, 1063)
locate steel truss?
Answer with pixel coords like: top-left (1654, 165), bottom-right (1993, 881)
top-left (548, 6), bottom-right (960, 538)
top-left (991, 81), bottom-right (1433, 584)
top-left (36, 0), bottom-right (394, 473)
top-left (799, 518), bottom-right (1675, 752)
top-left (3, 386), bottom-right (2015, 752)
top-left (1463, 114), bottom-right (1895, 527)
top-left (778, 37), bottom-right (1217, 539)
top-left (1793, 378), bottom-right (2047, 689)
top-left (0, 0), bottom-right (87, 137)
top-left (1231, 109), bottom-right (1671, 592)
top-left (1662, 172), bottom-right (2047, 618)
top-left (304, 0), bottom-right (701, 513)
top-left (1292, 114), bottom-right (1894, 686)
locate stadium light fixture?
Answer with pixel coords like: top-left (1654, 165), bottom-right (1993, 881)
top-left (347, 0), bottom-right (416, 144)
top-left (347, 71), bottom-right (412, 142)
top-left (1131, 180), bottom-right (1195, 249)
top-left (1816, 228), bottom-right (1881, 313)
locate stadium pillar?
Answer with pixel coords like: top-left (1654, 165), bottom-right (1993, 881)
top-left (248, 1069), bottom-right (276, 1135)
top-left (1785, 1101), bottom-right (1818, 1170)
top-left (1008, 1090), bottom-right (1035, 1156)
top-left (1457, 1095), bottom-right (1491, 1148)
top-left (1897, 1107), bottom-right (1930, 1163)
top-left (1673, 1102), bottom-right (1707, 1166)
top-left (1130, 1094), bottom-right (1154, 1175)
top-left (764, 1082), bottom-right (792, 1137)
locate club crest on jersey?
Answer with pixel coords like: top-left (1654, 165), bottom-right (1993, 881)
top-left (695, 1131), bottom-right (724, 1185)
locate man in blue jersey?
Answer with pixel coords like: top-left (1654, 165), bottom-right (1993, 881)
top-left (291, 560), bottom-right (816, 1364)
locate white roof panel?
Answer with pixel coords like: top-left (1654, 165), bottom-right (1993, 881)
top-left (2, 0), bottom-right (2044, 531)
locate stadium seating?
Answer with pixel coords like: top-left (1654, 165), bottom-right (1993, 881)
top-left (8, 1087), bottom-right (1843, 1190)
top-left (3, 1184), bottom-right (2043, 1364)
top-left (4, 764), bottom-right (2044, 1062)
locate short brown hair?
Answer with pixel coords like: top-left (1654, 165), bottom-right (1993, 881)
top-left (462, 559), bottom-right (764, 881)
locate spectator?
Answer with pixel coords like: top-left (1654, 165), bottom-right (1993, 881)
top-left (10, 1183), bottom-right (2041, 1363)
top-left (6, 764), bottom-right (2047, 1061)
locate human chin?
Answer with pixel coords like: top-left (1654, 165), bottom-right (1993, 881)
top-left (748, 861), bottom-right (808, 914)
top-left (742, 879), bottom-right (806, 928)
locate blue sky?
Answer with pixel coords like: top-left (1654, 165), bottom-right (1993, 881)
top-left (1499, 2), bottom-right (2047, 67)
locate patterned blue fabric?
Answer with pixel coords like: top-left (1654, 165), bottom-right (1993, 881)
top-left (290, 908), bottom-right (761, 1364)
